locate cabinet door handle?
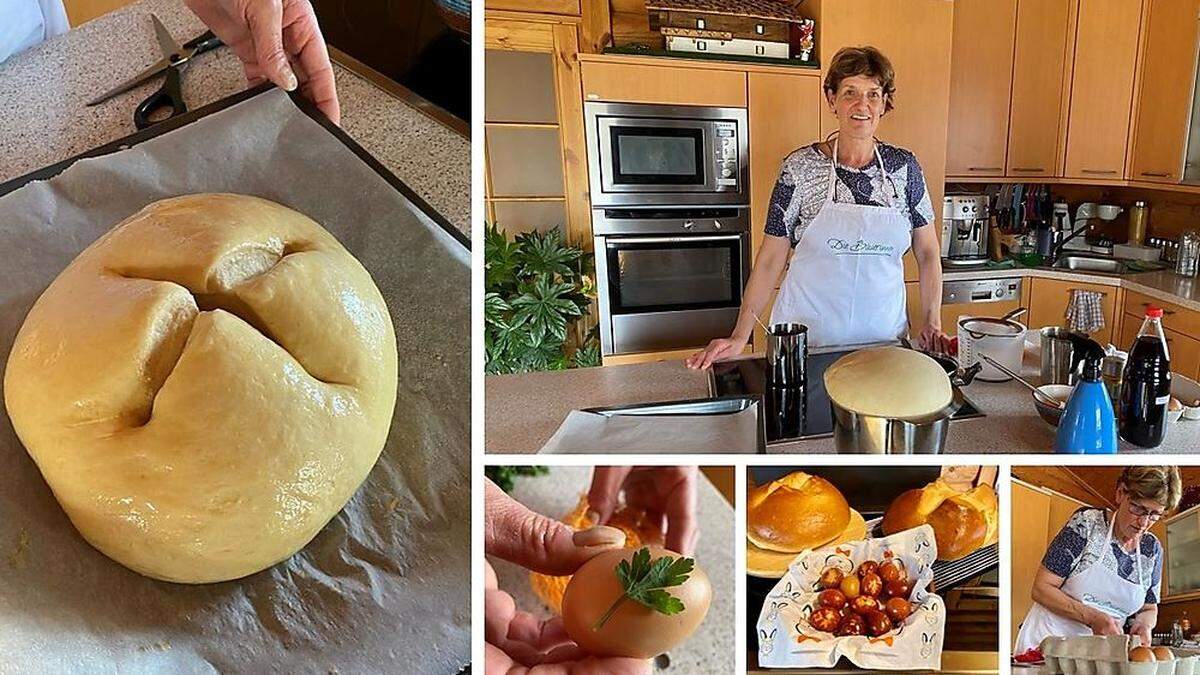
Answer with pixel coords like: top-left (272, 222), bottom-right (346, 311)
top-left (967, 166), bottom-right (1003, 172)
top-left (1081, 169), bottom-right (1119, 175)
top-left (1141, 302), bottom-right (1176, 315)
top-left (1140, 171), bottom-right (1172, 178)
top-left (1011, 167), bottom-right (1046, 172)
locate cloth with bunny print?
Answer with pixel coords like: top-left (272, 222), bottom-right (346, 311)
top-left (756, 524), bottom-right (945, 670)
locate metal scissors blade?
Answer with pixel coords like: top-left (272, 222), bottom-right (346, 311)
top-left (150, 14), bottom-right (183, 60)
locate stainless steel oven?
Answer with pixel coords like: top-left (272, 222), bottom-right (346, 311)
top-left (584, 101), bottom-right (749, 207)
top-left (594, 207), bottom-right (750, 355)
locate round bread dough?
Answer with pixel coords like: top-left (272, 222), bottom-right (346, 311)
top-left (823, 346), bottom-right (952, 418)
top-left (4, 194), bottom-right (398, 584)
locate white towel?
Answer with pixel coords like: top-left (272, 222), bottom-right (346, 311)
top-left (1065, 289), bottom-right (1105, 334)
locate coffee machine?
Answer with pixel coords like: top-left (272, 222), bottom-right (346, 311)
top-left (941, 194), bottom-right (990, 266)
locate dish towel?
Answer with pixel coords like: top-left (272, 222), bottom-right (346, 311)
top-left (1065, 289), bottom-right (1105, 334)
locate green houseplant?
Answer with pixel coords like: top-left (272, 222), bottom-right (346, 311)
top-left (484, 223), bottom-right (600, 374)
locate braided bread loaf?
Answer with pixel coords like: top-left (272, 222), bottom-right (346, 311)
top-left (4, 194), bottom-right (397, 583)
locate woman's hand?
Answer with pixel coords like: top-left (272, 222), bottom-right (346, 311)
top-left (685, 335), bottom-right (749, 371)
top-left (587, 466), bottom-right (699, 555)
top-left (916, 324), bottom-right (953, 356)
top-left (1085, 608), bottom-right (1123, 637)
top-left (484, 561), bottom-right (651, 675)
top-left (184, 0), bottom-right (340, 124)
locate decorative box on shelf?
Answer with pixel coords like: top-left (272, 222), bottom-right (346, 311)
top-left (645, 0), bottom-right (816, 64)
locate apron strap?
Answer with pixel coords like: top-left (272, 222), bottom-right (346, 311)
top-left (826, 136), bottom-right (900, 207)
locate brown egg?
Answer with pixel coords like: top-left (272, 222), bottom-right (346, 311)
top-left (879, 559), bottom-right (906, 584)
top-left (850, 595), bottom-right (880, 616)
top-left (886, 579), bottom-right (912, 600)
top-left (1129, 646), bottom-right (1157, 663)
top-left (860, 572), bottom-right (884, 598)
top-left (818, 589), bottom-right (847, 610)
top-left (836, 614), bottom-right (866, 636)
top-left (857, 560), bottom-right (880, 578)
top-left (884, 597), bottom-right (913, 623)
top-left (809, 606), bottom-right (842, 633)
top-left (864, 609), bottom-right (893, 637)
top-left (839, 574), bottom-right (861, 599)
top-left (561, 546), bottom-right (712, 659)
top-left (818, 566), bottom-right (845, 590)
top-left (1152, 646), bottom-right (1174, 661)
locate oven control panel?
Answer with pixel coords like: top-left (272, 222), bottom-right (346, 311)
top-left (715, 123), bottom-right (739, 186)
top-left (942, 277), bottom-right (1022, 304)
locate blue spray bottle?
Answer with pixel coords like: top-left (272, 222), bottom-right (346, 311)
top-left (1054, 334), bottom-right (1117, 454)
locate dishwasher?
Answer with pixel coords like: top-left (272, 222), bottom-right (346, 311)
top-left (941, 277), bottom-right (1024, 328)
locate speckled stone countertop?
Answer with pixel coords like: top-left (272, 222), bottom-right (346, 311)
top-left (0, 0), bottom-right (469, 234)
top-left (489, 466), bottom-right (734, 673)
top-left (485, 341), bottom-right (1200, 454)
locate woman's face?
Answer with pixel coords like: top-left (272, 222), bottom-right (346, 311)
top-left (827, 74), bottom-right (888, 141)
top-left (1114, 486), bottom-right (1167, 541)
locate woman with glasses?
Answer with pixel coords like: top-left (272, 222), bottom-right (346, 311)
top-left (1014, 466), bottom-right (1182, 655)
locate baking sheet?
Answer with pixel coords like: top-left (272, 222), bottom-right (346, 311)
top-left (539, 405), bottom-right (761, 454)
top-left (0, 89), bottom-right (469, 673)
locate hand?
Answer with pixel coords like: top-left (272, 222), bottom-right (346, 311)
top-left (684, 335), bottom-right (748, 370)
top-left (588, 466), bottom-right (698, 555)
top-left (1129, 620), bottom-right (1154, 648)
top-left (484, 562), bottom-right (651, 675)
top-left (1086, 608), bottom-right (1122, 637)
top-left (916, 324), bottom-right (953, 356)
top-left (485, 479), bottom-right (627, 575)
top-left (184, 0), bottom-right (340, 124)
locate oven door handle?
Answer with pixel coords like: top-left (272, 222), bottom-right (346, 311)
top-left (608, 235), bottom-right (744, 245)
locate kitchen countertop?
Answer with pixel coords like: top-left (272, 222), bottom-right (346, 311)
top-left (943, 265), bottom-right (1200, 313)
top-left (0, 0), bottom-right (469, 234)
top-left (489, 466), bottom-right (735, 673)
top-left (485, 336), bottom-right (1200, 455)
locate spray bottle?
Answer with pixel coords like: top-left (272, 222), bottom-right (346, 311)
top-left (1054, 334), bottom-right (1117, 454)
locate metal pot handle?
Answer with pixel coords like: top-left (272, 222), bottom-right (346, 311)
top-left (952, 361), bottom-right (982, 387)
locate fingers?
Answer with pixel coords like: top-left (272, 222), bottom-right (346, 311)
top-left (486, 479), bottom-right (625, 575)
top-left (283, 8), bottom-right (341, 124)
top-left (661, 468), bottom-right (699, 555)
top-left (537, 646), bottom-right (653, 675)
top-left (244, 0), bottom-right (298, 91)
top-left (587, 466), bottom-right (632, 524)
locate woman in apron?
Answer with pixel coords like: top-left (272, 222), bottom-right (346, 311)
top-left (1013, 467), bottom-right (1181, 655)
top-left (685, 46), bottom-right (947, 370)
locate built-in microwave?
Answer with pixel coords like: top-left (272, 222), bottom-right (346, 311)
top-left (584, 101), bottom-right (749, 207)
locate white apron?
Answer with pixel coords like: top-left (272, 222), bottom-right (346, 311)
top-left (769, 137), bottom-right (911, 348)
top-left (1013, 512), bottom-right (1150, 655)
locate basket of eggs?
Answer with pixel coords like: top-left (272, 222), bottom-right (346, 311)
top-left (756, 524), bottom-right (945, 671)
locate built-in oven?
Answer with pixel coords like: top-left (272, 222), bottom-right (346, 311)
top-left (593, 207), bottom-right (750, 355)
top-left (584, 101), bottom-right (749, 207)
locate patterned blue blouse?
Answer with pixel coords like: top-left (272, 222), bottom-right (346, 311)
top-left (1042, 507), bottom-right (1163, 605)
top-left (763, 141), bottom-right (935, 247)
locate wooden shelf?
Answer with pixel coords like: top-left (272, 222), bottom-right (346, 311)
top-left (578, 51), bottom-right (824, 77)
top-left (484, 121), bottom-right (561, 129)
top-left (487, 195), bottom-right (566, 202)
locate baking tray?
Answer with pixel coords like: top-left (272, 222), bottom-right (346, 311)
top-left (0, 85), bottom-right (470, 673)
top-left (582, 394), bottom-right (767, 452)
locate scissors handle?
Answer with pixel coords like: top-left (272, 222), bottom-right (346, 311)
top-left (184, 30), bottom-right (222, 56)
top-left (134, 66), bottom-right (186, 129)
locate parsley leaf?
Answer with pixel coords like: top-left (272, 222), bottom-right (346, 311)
top-left (593, 547), bottom-right (695, 630)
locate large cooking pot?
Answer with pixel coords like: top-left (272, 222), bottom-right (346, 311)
top-left (830, 359), bottom-right (979, 454)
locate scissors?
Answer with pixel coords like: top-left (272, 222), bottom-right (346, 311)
top-left (87, 14), bottom-right (223, 129)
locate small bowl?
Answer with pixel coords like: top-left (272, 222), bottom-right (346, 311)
top-left (1168, 404), bottom-right (1185, 424)
top-left (1172, 373), bottom-right (1200, 420)
top-left (1034, 384), bottom-right (1074, 427)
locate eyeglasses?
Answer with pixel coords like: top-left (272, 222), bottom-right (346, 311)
top-left (1128, 502), bottom-right (1166, 522)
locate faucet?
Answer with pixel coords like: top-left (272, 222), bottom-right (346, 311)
top-left (1049, 225), bottom-right (1090, 262)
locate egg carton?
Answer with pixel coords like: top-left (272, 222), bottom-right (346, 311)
top-left (1039, 635), bottom-right (1200, 675)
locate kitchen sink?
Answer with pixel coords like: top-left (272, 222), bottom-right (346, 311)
top-left (1051, 256), bottom-right (1129, 274)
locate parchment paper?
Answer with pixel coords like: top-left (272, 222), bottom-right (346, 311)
top-left (539, 406), bottom-right (760, 453)
top-left (756, 525), bottom-right (945, 671)
top-left (0, 89), bottom-right (469, 674)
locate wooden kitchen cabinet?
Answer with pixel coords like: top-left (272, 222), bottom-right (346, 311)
top-left (1006, 0), bottom-right (1074, 178)
top-left (1062, 0), bottom-right (1143, 180)
top-left (748, 71), bottom-right (822, 350)
top-left (1166, 506), bottom-right (1200, 599)
top-left (580, 60), bottom-right (747, 107)
top-left (945, 0), bottom-right (1018, 178)
top-left (1129, 0), bottom-right (1200, 183)
top-left (486, 0), bottom-right (581, 15)
top-left (1027, 277), bottom-right (1119, 346)
top-left (1124, 289), bottom-right (1200, 339)
top-left (1119, 313), bottom-right (1200, 378)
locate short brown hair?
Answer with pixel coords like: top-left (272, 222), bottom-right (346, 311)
top-left (824, 46), bottom-right (896, 113)
top-left (1118, 466), bottom-right (1183, 511)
